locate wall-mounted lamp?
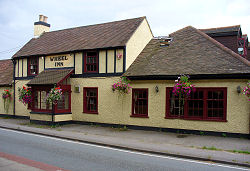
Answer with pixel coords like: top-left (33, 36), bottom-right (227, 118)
top-left (237, 86), bottom-right (241, 94)
top-left (155, 85), bottom-right (159, 93)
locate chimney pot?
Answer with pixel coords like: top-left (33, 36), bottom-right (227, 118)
top-left (43, 16), bottom-right (48, 23)
top-left (39, 15), bottom-right (44, 22)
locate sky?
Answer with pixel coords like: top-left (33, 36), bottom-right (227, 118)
top-left (0, 0), bottom-right (249, 60)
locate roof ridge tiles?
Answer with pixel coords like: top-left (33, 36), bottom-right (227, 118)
top-left (199, 25), bottom-right (240, 31)
top-left (43, 16), bottom-right (146, 35)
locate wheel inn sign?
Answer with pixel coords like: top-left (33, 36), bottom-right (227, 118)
top-left (45, 54), bottom-right (73, 68)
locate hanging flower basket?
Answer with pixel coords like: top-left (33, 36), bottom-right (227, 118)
top-left (18, 86), bottom-right (32, 105)
top-left (2, 89), bottom-right (11, 113)
top-left (243, 81), bottom-right (250, 101)
top-left (45, 87), bottom-right (63, 105)
top-left (112, 77), bottom-right (132, 94)
top-left (172, 75), bottom-right (195, 116)
top-left (173, 75), bottom-right (195, 98)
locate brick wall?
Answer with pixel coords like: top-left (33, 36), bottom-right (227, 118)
top-left (212, 35), bottom-right (238, 54)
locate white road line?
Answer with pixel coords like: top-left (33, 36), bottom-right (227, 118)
top-left (0, 128), bottom-right (249, 171)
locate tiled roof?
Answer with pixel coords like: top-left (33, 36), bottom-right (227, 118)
top-left (199, 25), bottom-right (240, 34)
top-left (13, 17), bottom-right (146, 58)
top-left (0, 59), bottom-right (13, 86)
top-left (124, 26), bottom-right (250, 78)
top-left (27, 69), bottom-right (73, 85)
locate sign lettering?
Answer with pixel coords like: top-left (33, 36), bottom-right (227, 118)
top-left (46, 54), bottom-right (73, 68)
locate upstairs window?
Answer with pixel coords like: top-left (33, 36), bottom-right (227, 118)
top-left (84, 51), bottom-right (98, 73)
top-left (166, 87), bottom-right (227, 121)
top-left (28, 57), bottom-right (38, 76)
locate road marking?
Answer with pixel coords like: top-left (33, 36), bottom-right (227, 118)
top-left (1, 128), bottom-right (249, 171)
top-left (0, 151), bottom-right (69, 171)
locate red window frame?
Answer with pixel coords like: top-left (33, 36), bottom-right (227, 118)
top-left (31, 85), bottom-right (71, 113)
top-left (28, 57), bottom-right (39, 76)
top-left (131, 88), bottom-right (149, 118)
top-left (166, 87), bottom-right (227, 122)
top-left (83, 87), bottom-right (98, 114)
top-left (84, 51), bottom-right (99, 73)
top-left (31, 86), bottom-right (53, 113)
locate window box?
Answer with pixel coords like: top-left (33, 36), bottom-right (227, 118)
top-left (166, 87), bottom-right (227, 122)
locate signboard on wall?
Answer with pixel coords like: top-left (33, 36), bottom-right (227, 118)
top-left (45, 54), bottom-right (73, 68)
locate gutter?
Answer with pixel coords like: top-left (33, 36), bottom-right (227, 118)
top-left (127, 73), bottom-right (250, 80)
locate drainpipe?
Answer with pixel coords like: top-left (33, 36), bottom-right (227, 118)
top-left (52, 104), bottom-right (54, 124)
top-left (12, 59), bottom-right (16, 116)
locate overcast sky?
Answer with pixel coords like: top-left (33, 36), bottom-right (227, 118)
top-left (0, 0), bottom-right (249, 60)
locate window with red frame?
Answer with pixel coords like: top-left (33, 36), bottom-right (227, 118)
top-left (32, 88), bottom-right (52, 112)
top-left (132, 89), bottom-right (148, 117)
top-left (84, 51), bottom-right (98, 73)
top-left (83, 88), bottom-right (98, 114)
top-left (166, 88), bottom-right (227, 121)
top-left (31, 85), bottom-right (71, 113)
top-left (28, 57), bottom-right (38, 76)
top-left (55, 85), bottom-right (71, 113)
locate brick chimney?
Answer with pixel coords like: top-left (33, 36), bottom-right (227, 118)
top-left (34, 15), bottom-right (50, 38)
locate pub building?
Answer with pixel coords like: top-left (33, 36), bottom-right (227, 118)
top-left (3, 15), bottom-right (250, 137)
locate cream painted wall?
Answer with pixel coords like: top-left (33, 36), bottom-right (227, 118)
top-left (116, 49), bottom-right (123, 73)
top-left (99, 50), bottom-right (106, 73)
top-left (18, 59), bottom-right (22, 77)
top-left (15, 80), bottom-right (31, 117)
top-left (23, 58), bottom-right (27, 77)
top-left (75, 52), bottom-right (82, 74)
top-left (107, 50), bottom-right (114, 73)
top-left (70, 78), bottom-right (249, 134)
top-left (0, 87), bottom-right (14, 115)
top-left (30, 114), bottom-right (52, 121)
top-left (55, 114), bottom-right (72, 122)
top-left (126, 18), bottom-right (153, 69)
top-left (15, 60), bottom-right (18, 77)
top-left (39, 57), bottom-right (44, 73)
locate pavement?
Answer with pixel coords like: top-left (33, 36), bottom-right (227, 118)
top-left (0, 117), bottom-right (249, 169)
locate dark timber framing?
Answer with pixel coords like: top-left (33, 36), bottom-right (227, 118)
top-left (73, 53), bottom-right (75, 71)
top-left (44, 56), bottom-right (45, 70)
top-left (105, 50), bottom-right (108, 73)
top-left (123, 46), bottom-right (126, 73)
top-left (17, 59), bottom-right (19, 77)
top-left (22, 59), bottom-right (23, 77)
top-left (82, 51), bottom-right (84, 74)
top-left (114, 49), bottom-right (116, 73)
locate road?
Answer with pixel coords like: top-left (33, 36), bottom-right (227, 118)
top-left (0, 128), bottom-right (249, 171)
